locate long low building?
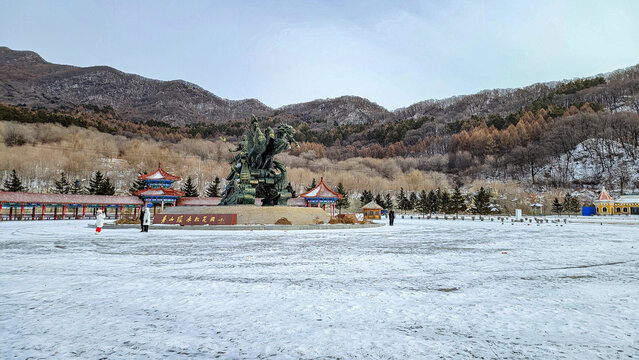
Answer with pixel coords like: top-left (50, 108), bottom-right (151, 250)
top-left (0, 191), bottom-right (144, 220)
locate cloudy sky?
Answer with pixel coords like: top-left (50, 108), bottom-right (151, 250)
top-left (1, 0), bottom-right (638, 109)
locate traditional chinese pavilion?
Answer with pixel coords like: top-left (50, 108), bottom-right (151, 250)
top-left (133, 164), bottom-right (185, 212)
top-left (299, 177), bottom-right (342, 217)
top-left (362, 201), bottom-right (383, 220)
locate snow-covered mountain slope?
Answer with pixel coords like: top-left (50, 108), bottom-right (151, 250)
top-left (541, 138), bottom-right (639, 192)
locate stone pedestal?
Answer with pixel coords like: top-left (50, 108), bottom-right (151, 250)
top-left (160, 205), bottom-right (331, 225)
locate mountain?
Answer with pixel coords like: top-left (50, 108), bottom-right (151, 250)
top-left (275, 95), bottom-right (393, 127)
top-left (395, 66), bottom-right (639, 122)
top-left (1, 46), bottom-right (638, 130)
top-left (394, 84), bottom-right (555, 121)
top-left (0, 47), bottom-right (395, 127)
top-left (0, 47), bottom-right (272, 126)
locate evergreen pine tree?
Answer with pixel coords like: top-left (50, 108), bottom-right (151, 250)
top-left (439, 190), bottom-right (450, 214)
top-left (450, 186), bottom-right (466, 215)
top-left (563, 193), bottom-right (581, 215)
top-left (409, 192), bottom-right (418, 210)
top-left (285, 182), bottom-right (297, 198)
top-left (206, 176), bottom-right (221, 197)
top-left (181, 177), bottom-right (199, 197)
top-left (472, 187), bottom-right (492, 215)
top-left (359, 190), bottom-right (374, 207)
top-left (417, 190), bottom-right (429, 215)
top-left (367, 190), bottom-right (375, 206)
top-left (3, 169), bottom-right (26, 192)
top-left (384, 193), bottom-right (394, 210)
top-left (87, 171), bottom-right (105, 195)
top-left (335, 182), bottom-right (350, 213)
top-left (396, 188), bottom-right (405, 212)
top-left (70, 179), bottom-right (83, 194)
top-left (397, 187), bottom-right (412, 213)
top-left (375, 193), bottom-right (386, 209)
top-left (97, 177), bottom-right (115, 195)
top-left (129, 171), bottom-right (147, 195)
top-left (305, 178), bottom-right (317, 191)
top-left (569, 194), bottom-right (581, 214)
top-left (426, 190), bottom-right (439, 214)
top-left (552, 197), bottom-right (563, 215)
top-left (54, 172), bottom-right (71, 194)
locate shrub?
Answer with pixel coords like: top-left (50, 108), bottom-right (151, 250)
top-left (115, 216), bottom-right (140, 225)
top-left (329, 214), bottom-right (362, 224)
top-left (4, 126), bottom-right (28, 146)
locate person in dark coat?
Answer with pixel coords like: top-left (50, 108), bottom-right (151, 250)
top-left (389, 210), bottom-right (395, 226)
top-left (140, 207), bottom-right (145, 232)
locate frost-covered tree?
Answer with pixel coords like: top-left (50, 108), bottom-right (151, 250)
top-left (70, 179), bottom-right (84, 194)
top-left (409, 192), bottom-right (418, 210)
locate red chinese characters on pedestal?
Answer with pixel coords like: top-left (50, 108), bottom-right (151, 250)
top-left (153, 214), bottom-right (237, 225)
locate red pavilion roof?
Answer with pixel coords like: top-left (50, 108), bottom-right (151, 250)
top-left (300, 177), bottom-right (342, 199)
top-left (597, 186), bottom-right (613, 201)
top-left (132, 187), bottom-right (185, 197)
top-left (138, 163), bottom-right (181, 181)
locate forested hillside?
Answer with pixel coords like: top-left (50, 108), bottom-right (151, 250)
top-left (1, 46), bottom-right (639, 197)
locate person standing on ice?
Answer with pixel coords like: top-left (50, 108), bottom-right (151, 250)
top-left (95, 209), bottom-right (105, 234)
top-left (389, 209), bottom-right (395, 226)
top-left (139, 207), bottom-right (145, 232)
top-left (142, 205), bottom-right (151, 232)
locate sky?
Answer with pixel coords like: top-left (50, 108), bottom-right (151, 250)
top-left (1, 0), bottom-right (638, 110)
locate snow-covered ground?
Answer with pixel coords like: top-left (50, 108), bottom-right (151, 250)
top-left (1, 219), bottom-right (638, 359)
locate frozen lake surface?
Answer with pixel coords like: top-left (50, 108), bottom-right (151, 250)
top-left (1, 218), bottom-right (638, 359)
